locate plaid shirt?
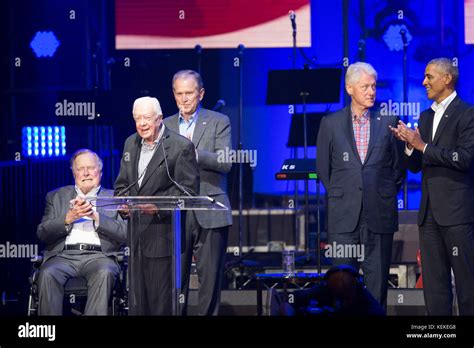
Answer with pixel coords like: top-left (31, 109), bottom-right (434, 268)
top-left (352, 109), bottom-right (370, 163)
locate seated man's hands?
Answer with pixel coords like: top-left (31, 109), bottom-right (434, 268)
top-left (65, 197), bottom-right (94, 225)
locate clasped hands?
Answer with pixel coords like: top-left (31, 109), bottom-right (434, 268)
top-left (65, 197), bottom-right (98, 225)
top-left (389, 120), bottom-right (426, 152)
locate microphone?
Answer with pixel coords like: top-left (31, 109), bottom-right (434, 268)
top-left (400, 28), bottom-right (407, 45)
top-left (212, 99), bottom-right (226, 111)
top-left (115, 175), bottom-right (142, 197)
top-left (115, 137), bottom-right (165, 197)
top-left (289, 10), bottom-right (296, 31)
top-left (195, 44), bottom-right (202, 54)
top-left (161, 140), bottom-right (198, 198)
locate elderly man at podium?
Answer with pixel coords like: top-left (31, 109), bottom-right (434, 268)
top-left (115, 96), bottom-right (199, 315)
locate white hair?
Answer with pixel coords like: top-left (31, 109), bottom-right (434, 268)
top-left (345, 62), bottom-right (378, 86)
top-left (132, 96), bottom-right (163, 116)
top-left (70, 148), bottom-right (103, 172)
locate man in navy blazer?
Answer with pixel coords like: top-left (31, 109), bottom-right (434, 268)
top-left (391, 58), bottom-right (474, 315)
top-left (317, 62), bottom-right (404, 308)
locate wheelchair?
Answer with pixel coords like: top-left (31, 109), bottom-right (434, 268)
top-left (27, 250), bottom-right (128, 316)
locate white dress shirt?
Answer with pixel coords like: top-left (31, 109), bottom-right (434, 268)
top-left (405, 91), bottom-right (457, 156)
top-left (138, 124), bottom-right (165, 187)
top-left (65, 185), bottom-right (101, 246)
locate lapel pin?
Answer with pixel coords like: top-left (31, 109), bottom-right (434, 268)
top-left (202, 122), bottom-right (207, 125)
top-left (377, 117), bottom-right (380, 120)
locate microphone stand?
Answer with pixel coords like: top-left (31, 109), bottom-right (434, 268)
top-left (289, 11), bottom-right (314, 268)
top-left (237, 44), bottom-right (245, 267)
top-left (195, 44), bottom-right (202, 75)
top-left (300, 90), bottom-right (311, 263)
top-left (400, 29), bottom-right (408, 209)
top-left (290, 10), bottom-right (299, 257)
top-left (290, 11), bottom-right (296, 68)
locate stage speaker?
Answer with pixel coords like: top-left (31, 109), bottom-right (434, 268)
top-left (392, 210), bottom-right (420, 263)
top-left (228, 209), bottom-right (302, 251)
top-left (387, 289), bottom-right (426, 316)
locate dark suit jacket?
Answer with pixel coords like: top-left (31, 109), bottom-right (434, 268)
top-left (316, 106), bottom-right (404, 234)
top-left (37, 186), bottom-right (127, 262)
top-left (164, 108), bottom-right (232, 229)
top-left (114, 126), bottom-right (200, 258)
top-left (406, 96), bottom-right (474, 226)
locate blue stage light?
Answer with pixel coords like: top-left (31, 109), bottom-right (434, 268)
top-left (382, 24), bottom-right (412, 51)
top-left (22, 126), bottom-right (66, 157)
top-left (30, 31), bottom-right (60, 58)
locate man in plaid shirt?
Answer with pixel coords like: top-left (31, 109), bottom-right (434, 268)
top-left (317, 62), bottom-right (405, 310)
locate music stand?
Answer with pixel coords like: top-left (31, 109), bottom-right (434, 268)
top-left (266, 68), bottom-right (341, 271)
top-left (287, 112), bottom-right (325, 147)
top-left (266, 69), bottom-right (342, 105)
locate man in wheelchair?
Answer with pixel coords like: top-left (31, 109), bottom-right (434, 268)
top-left (35, 149), bottom-right (127, 315)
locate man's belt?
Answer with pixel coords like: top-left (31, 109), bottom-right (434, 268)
top-left (64, 243), bottom-right (102, 252)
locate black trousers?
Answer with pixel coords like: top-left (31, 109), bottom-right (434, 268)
top-left (181, 211), bottom-right (229, 315)
top-left (419, 202), bottom-right (474, 315)
top-left (328, 208), bottom-right (394, 308)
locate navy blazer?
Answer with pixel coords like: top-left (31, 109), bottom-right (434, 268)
top-left (316, 106), bottom-right (405, 234)
top-left (406, 96), bottom-right (474, 226)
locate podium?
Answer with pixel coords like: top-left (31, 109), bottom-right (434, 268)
top-left (95, 196), bottom-right (228, 315)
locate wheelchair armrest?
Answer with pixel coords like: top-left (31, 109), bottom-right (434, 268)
top-left (30, 254), bottom-right (44, 270)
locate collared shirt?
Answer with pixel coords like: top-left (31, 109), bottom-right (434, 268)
top-left (179, 107), bottom-right (199, 141)
top-left (138, 124), bottom-right (165, 187)
top-left (431, 91), bottom-right (457, 141)
top-left (65, 185), bottom-right (101, 246)
top-left (352, 108), bottom-right (371, 163)
top-left (405, 91), bottom-right (457, 156)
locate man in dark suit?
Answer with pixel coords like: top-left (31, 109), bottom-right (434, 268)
top-left (164, 70), bottom-right (232, 315)
top-left (37, 149), bottom-right (127, 315)
top-left (115, 96), bottom-right (199, 315)
top-left (317, 62), bottom-right (404, 308)
top-left (391, 58), bottom-right (474, 315)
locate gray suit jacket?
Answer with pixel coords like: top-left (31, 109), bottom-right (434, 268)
top-left (316, 106), bottom-right (405, 234)
top-left (37, 186), bottom-right (127, 262)
top-left (164, 108), bottom-right (232, 229)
